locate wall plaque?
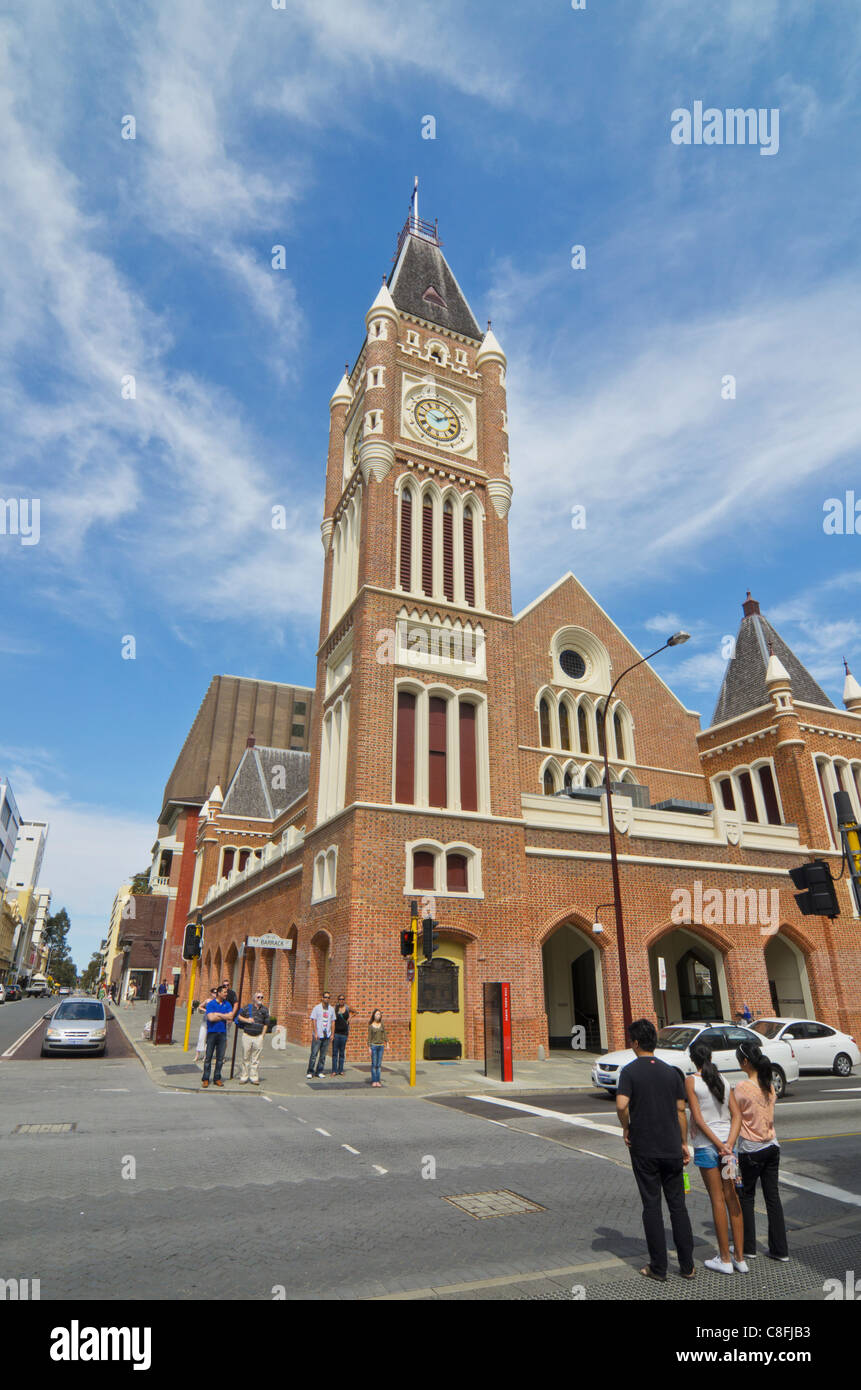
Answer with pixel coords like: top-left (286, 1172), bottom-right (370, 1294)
top-left (418, 958), bottom-right (459, 1013)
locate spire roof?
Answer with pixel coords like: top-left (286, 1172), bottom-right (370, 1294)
top-left (711, 592), bottom-right (834, 725)
top-left (389, 229), bottom-right (482, 341)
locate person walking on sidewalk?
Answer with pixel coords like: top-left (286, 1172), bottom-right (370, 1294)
top-left (685, 1042), bottom-right (747, 1275)
top-left (307, 992), bottom-right (334, 1079)
top-left (331, 995), bottom-right (352, 1076)
top-left (368, 1009), bottom-right (387, 1087)
top-left (616, 1018), bottom-right (696, 1283)
top-left (733, 1039), bottom-right (789, 1263)
top-left (201, 985), bottom-right (233, 1088)
top-left (125, 980), bottom-right (137, 1008)
top-left (236, 991), bottom-right (270, 1085)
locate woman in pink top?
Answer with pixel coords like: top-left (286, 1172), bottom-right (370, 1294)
top-left (730, 1040), bottom-right (789, 1262)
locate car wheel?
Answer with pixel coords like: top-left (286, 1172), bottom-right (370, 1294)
top-left (833, 1052), bottom-right (853, 1077)
top-left (772, 1067), bottom-right (786, 1099)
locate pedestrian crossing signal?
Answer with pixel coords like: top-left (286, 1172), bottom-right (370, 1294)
top-left (788, 860), bottom-right (839, 919)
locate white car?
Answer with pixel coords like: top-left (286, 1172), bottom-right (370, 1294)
top-left (754, 1018), bottom-right (860, 1077)
top-left (592, 1022), bottom-right (799, 1099)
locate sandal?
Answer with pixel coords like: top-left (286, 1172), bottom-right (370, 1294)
top-left (639, 1267), bottom-right (666, 1282)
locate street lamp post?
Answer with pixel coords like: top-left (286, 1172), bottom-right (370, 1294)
top-left (597, 632), bottom-right (690, 1039)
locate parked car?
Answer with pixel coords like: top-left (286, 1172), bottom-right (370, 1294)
top-left (41, 999), bottom-right (108, 1057)
top-left (5, 983), bottom-right (22, 1001)
top-left (753, 1017), bottom-right (860, 1076)
top-left (592, 1021), bottom-right (799, 1099)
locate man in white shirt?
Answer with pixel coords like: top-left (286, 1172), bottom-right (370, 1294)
top-left (307, 992), bottom-right (335, 1079)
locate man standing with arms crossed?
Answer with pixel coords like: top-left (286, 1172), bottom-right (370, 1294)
top-left (201, 984), bottom-right (233, 1088)
top-left (616, 1018), bottom-right (696, 1282)
top-left (307, 991), bottom-right (334, 1079)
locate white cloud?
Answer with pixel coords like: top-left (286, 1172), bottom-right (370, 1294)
top-left (644, 613), bottom-right (683, 634)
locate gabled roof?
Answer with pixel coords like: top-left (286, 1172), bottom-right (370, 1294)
top-left (221, 747), bottom-right (310, 821)
top-left (710, 594), bottom-right (833, 726)
top-left (389, 234), bottom-right (482, 341)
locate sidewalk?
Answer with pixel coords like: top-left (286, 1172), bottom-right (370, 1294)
top-left (110, 1004), bottom-right (598, 1098)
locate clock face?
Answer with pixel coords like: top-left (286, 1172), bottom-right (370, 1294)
top-left (414, 397), bottom-right (461, 443)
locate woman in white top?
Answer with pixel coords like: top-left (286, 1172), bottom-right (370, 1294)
top-left (685, 1041), bottom-right (747, 1275)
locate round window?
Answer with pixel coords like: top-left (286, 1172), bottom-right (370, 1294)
top-left (560, 649), bottom-right (586, 679)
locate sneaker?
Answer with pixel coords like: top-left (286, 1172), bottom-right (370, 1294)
top-left (766, 1253), bottom-right (789, 1263)
top-left (704, 1257), bottom-right (734, 1275)
top-left (732, 1259), bottom-right (749, 1273)
top-left (238, 1078), bottom-right (248, 1084)
top-left (250, 1080), bottom-right (259, 1086)
top-left (306, 1071), bottom-right (314, 1078)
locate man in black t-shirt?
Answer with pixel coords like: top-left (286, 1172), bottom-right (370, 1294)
top-left (616, 1018), bottom-right (695, 1281)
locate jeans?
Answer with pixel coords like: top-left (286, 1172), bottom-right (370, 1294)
top-left (331, 1034), bottom-right (347, 1074)
top-left (370, 1044), bottom-right (384, 1084)
top-left (308, 1035), bottom-right (329, 1076)
top-left (630, 1153), bottom-right (695, 1277)
top-left (202, 1032), bottom-right (226, 1083)
top-left (739, 1144), bottom-right (788, 1258)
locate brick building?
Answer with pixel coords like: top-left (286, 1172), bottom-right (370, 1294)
top-left (170, 210), bottom-right (861, 1059)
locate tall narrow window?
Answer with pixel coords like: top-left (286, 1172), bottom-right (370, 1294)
top-left (597, 704), bottom-right (606, 757)
top-left (543, 768), bottom-right (555, 796)
top-left (577, 704), bottom-right (591, 753)
top-left (446, 853), bottom-right (468, 892)
top-left (395, 692), bottom-right (416, 804)
top-left (758, 765), bottom-right (782, 825)
top-left (413, 850), bottom-right (435, 891)
top-left (816, 759), bottom-right (837, 846)
top-left (559, 702), bottom-right (571, 751)
top-left (399, 490), bottom-right (413, 590)
top-left (459, 702), bottom-right (478, 812)
top-left (238, 849), bottom-right (251, 872)
top-left (221, 849), bottom-right (235, 878)
top-left (613, 710), bottom-right (625, 760)
top-left (539, 698), bottom-right (551, 747)
top-left (463, 506), bottom-right (475, 607)
top-left (442, 500), bottom-right (455, 601)
top-left (738, 770), bottom-right (758, 823)
top-left (718, 778), bottom-right (735, 811)
top-left (563, 770), bottom-right (572, 789)
top-left (422, 496), bottom-right (434, 596)
top-left (428, 696), bottom-right (448, 807)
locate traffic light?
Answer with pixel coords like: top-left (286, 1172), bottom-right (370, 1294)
top-left (182, 921), bottom-right (202, 960)
top-left (400, 929), bottom-right (414, 958)
top-left (421, 917), bottom-right (439, 961)
top-left (788, 860), bottom-right (840, 919)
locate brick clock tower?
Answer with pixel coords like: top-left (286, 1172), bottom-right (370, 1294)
top-left (297, 206), bottom-right (538, 1058)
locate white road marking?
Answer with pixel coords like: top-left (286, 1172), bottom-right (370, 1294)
top-left (342, 1144), bottom-right (360, 1154)
top-left (372, 1164), bottom-right (387, 1175)
top-left (468, 1095), bottom-right (622, 1137)
top-left (296, 1117), bottom-right (307, 1124)
top-left (779, 1170), bottom-right (861, 1206)
top-left (261, 1095), bottom-right (272, 1103)
top-left (95, 1088), bottom-right (129, 1092)
top-left (278, 1105), bottom-right (290, 1113)
top-left (818, 1087), bottom-right (861, 1093)
top-left (315, 1127), bottom-right (331, 1136)
top-left (1, 1010), bottom-right (53, 1058)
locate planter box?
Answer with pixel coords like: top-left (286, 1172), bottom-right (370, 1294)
top-left (424, 1041), bottom-right (462, 1060)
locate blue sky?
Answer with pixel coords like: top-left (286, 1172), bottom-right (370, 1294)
top-left (2, 0), bottom-right (860, 968)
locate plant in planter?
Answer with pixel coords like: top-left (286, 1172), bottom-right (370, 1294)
top-left (423, 1036), bottom-right (462, 1060)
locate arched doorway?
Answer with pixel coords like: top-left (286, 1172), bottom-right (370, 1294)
top-left (225, 943), bottom-right (239, 994)
top-left (649, 928), bottom-right (729, 1025)
top-left (310, 931), bottom-right (330, 997)
top-left (765, 934), bottom-right (813, 1018)
top-left (541, 921), bottom-right (606, 1050)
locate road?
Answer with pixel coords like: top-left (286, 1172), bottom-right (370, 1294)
top-left (1, 1005), bottom-right (860, 1301)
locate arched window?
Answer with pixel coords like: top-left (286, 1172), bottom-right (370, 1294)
top-left (463, 506), bottom-right (475, 607)
top-left (413, 850), bottom-right (435, 891)
top-left (446, 853), bottom-right (468, 892)
top-left (399, 489), bottom-right (413, 590)
top-left (563, 770), bottom-right (573, 790)
top-left (718, 778), bottom-right (735, 812)
top-left (577, 704), bottom-right (591, 753)
top-left (559, 702), bottom-right (571, 751)
top-left (395, 691), bottom-right (416, 804)
top-left (738, 770), bottom-right (758, 823)
top-left (613, 710), bottom-right (625, 761)
top-left (221, 848), bottom-right (235, 879)
top-left (442, 500), bottom-right (455, 601)
top-left (757, 765), bottom-right (782, 825)
top-left (238, 849), bottom-right (251, 872)
top-left (539, 698), bottom-right (551, 747)
top-left (543, 768), bottom-right (555, 796)
top-left (421, 495), bottom-right (433, 595)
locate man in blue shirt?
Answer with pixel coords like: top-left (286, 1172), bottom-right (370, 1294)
top-left (201, 985), bottom-right (233, 1088)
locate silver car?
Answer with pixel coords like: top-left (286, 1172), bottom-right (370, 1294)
top-left (41, 999), bottom-right (108, 1056)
